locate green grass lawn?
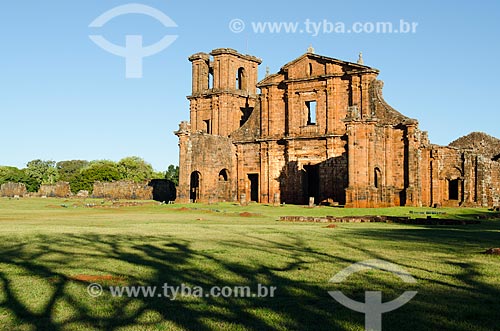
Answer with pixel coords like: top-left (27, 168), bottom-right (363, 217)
top-left (0, 198), bottom-right (499, 331)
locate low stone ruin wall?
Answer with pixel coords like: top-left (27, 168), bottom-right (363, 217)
top-left (38, 182), bottom-right (71, 198)
top-left (279, 215), bottom-right (482, 225)
top-left (92, 180), bottom-right (177, 202)
top-left (93, 181), bottom-right (153, 200)
top-left (1, 179), bottom-right (177, 201)
top-left (0, 182), bottom-right (27, 197)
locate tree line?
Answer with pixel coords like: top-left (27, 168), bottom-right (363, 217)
top-left (0, 157), bottom-right (179, 194)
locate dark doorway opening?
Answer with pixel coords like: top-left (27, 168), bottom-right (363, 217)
top-left (203, 120), bottom-right (211, 134)
top-left (399, 190), bottom-right (406, 206)
top-left (190, 171), bottom-right (201, 202)
top-left (248, 174), bottom-right (259, 202)
top-left (449, 179), bottom-right (459, 200)
top-left (148, 179), bottom-right (176, 202)
top-left (374, 167), bottom-right (381, 189)
top-left (303, 164), bottom-right (320, 202)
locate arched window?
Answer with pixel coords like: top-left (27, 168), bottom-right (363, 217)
top-left (374, 167), bottom-right (382, 188)
top-left (236, 67), bottom-right (246, 90)
top-left (308, 63), bottom-right (313, 76)
top-left (219, 169), bottom-right (229, 181)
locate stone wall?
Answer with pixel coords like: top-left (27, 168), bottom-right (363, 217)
top-left (176, 131), bottom-right (235, 203)
top-left (0, 182), bottom-right (27, 197)
top-left (93, 181), bottom-right (153, 200)
top-left (38, 182), bottom-right (71, 198)
top-left (92, 180), bottom-right (176, 201)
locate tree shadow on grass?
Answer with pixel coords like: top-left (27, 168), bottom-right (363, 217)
top-left (0, 223), bottom-right (499, 330)
top-left (335, 219), bottom-right (500, 331)
top-left (0, 233), bottom-right (359, 331)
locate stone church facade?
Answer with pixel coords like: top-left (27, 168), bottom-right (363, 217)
top-left (175, 48), bottom-right (500, 207)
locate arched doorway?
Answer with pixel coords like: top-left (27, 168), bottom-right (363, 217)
top-left (218, 169), bottom-right (230, 201)
top-left (190, 171), bottom-right (201, 202)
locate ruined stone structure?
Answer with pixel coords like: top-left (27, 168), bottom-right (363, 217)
top-left (175, 48), bottom-right (500, 207)
top-left (0, 182), bottom-right (27, 197)
top-left (38, 182), bottom-right (71, 198)
top-left (93, 181), bottom-right (153, 200)
top-left (92, 180), bottom-right (176, 202)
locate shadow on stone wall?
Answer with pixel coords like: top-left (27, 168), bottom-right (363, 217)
top-left (278, 156), bottom-right (348, 205)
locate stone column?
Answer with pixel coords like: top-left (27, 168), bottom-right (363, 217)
top-left (174, 121), bottom-right (191, 203)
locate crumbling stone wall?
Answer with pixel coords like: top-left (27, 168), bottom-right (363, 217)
top-left (0, 182), bottom-right (27, 197)
top-left (93, 181), bottom-right (153, 200)
top-left (91, 180), bottom-right (177, 201)
top-left (176, 130), bottom-right (235, 203)
top-left (38, 182), bottom-right (71, 198)
top-left (491, 162), bottom-right (500, 206)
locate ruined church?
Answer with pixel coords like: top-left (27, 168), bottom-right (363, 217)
top-left (175, 48), bottom-right (500, 207)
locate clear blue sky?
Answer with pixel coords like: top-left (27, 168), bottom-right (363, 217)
top-left (1, 0), bottom-right (499, 171)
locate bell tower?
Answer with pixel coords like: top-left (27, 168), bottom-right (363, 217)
top-left (187, 48), bottom-right (261, 137)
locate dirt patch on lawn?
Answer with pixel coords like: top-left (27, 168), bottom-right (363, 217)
top-left (69, 274), bottom-right (127, 283)
top-left (45, 205), bottom-right (62, 209)
top-left (239, 212), bottom-right (261, 217)
top-left (484, 248), bottom-right (500, 255)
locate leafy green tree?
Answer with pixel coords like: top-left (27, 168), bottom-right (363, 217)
top-left (165, 165), bottom-right (179, 186)
top-left (118, 156), bottom-right (153, 182)
top-left (56, 160), bottom-right (89, 182)
top-left (0, 166), bottom-right (22, 184)
top-left (25, 160), bottom-right (59, 191)
top-left (70, 160), bottom-right (122, 194)
top-left (19, 169), bottom-right (40, 192)
top-left (0, 166), bottom-right (40, 192)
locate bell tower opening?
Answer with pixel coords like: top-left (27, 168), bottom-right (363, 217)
top-left (208, 69), bottom-right (214, 89)
top-left (236, 67), bottom-right (246, 90)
